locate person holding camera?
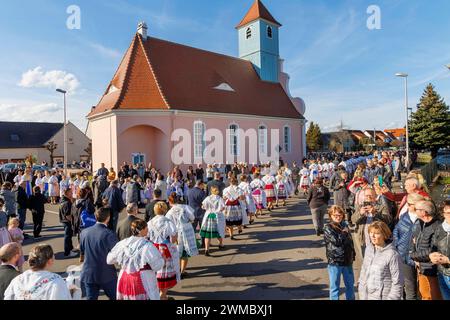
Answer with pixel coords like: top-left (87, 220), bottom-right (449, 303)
top-left (351, 188), bottom-right (392, 261)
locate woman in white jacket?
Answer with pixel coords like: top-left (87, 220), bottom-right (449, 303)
top-left (358, 221), bottom-right (404, 300)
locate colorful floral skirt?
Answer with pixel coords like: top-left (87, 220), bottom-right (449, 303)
top-left (252, 189), bottom-right (266, 209)
top-left (224, 202), bottom-right (242, 226)
top-left (264, 184), bottom-right (276, 202)
top-left (277, 184), bottom-right (287, 199)
top-left (154, 243), bottom-right (178, 290)
top-left (117, 267), bottom-right (150, 300)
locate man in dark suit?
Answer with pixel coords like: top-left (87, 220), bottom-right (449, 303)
top-left (206, 172), bottom-right (226, 196)
top-left (102, 180), bottom-right (126, 231)
top-left (144, 189), bottom-right (168, 222)
top-left (0, 243), bottom-right (21, 300)
top-left (116, 203), bottom-right (139, 241)
top-left (187, 180), bottom-right (206, 234)
top-left (80, 207), bottom-right (118, 300)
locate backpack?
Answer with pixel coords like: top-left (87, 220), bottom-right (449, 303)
top-left (80, 206), bottom-right (96, 229)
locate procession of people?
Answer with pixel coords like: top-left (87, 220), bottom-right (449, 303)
top-left (0, 148), bottom-right (448, 301)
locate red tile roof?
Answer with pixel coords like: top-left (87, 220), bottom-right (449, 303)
top-left (236, 0), bottom-right (282, 29)
top-left (90, 34), bottom-right (302, 120)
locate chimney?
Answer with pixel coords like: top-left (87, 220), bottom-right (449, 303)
top-left (137, 22), bottom-right (148, 40)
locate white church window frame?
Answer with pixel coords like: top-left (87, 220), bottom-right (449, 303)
top-left (229, 123), bottom-right (239, 156)
top-left (193, 121), bottom-right (206, 160)
top-left (258, 124), bottom-right (268, 154)
top-left (283, 125), bottom-right (291, 154)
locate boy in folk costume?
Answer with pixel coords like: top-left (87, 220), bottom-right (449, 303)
top-left (262, 172), bottom-right (276, 212)
top-left (222, 177), bottom-right (244, 239)
top-left (275, 170), bottom-right (288, 207)
top-left (250, 172), bottom-right (266, 217)
top-left (200, 186), bottom-right (226, 255)
top-left (299, 165), bottom-right (311, 196)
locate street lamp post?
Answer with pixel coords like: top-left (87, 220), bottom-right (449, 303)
top-left (56, 89), bottom-right (68, 175)
top-left (395, 73), bottom-right (409, 172)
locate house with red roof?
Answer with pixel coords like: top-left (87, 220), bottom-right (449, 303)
top-left (87, 0), bottom-right (306, 173)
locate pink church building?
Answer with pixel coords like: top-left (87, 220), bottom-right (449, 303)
top-left (87, 0), bottom-right (307, 174)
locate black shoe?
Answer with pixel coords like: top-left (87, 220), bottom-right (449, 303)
top-left (238, 229), bottom-right (243, 234)
top-left (218, 245), bottom-right (225, 250)
top-left (33, 235), bottom-right (42, 239)
top-left (205, 251), bottom-right (210, 256)
top-left (230, 236), bottom-right (235, 240)
top-left (316, 230), bottom-right (321, 236)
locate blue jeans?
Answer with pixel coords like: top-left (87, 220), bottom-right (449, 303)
top-left (327, 265), bottom-right (355, 300)
top-left (82, 280), bottom-right (117, 300)
top-left (438, 273), bottom-right (450, 300)
top-left (17, 208), bottom-right (26, 230)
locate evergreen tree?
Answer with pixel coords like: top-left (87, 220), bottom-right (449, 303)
top-left (409, 84), bottom-right (450, 156)
top-left (306, 122), bottom-right (322, 151)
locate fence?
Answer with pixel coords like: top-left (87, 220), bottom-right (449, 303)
top-left (420, 158), bottom-right (438, 187)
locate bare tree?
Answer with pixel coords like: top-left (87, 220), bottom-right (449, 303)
top-left (45, 141), bottom-right (58, 167)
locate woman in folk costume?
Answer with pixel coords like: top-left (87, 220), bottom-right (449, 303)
top-left (59, 174), bottom-right (71, 199)
top-left (321, 161), bottom-right (330, 181)
top-left (35, 172), bottom-right (44, 197)
top-left (309, 160), bottom-right (320, 183)
top-left (223, 177), bottom-right (245, 239)
top-left (250, 172), bottom-right (266, 217)
top-left (275, 170), bottom-right (288, 207)
top-left (21, 167), bottom-right (33, 197)
top-left (41, 170), bottom-right (51, 198)
top-left (4, 244), bottom-right (72, 300)
top-left (70, 174), bottom-right (80, 200)
top-left (238, 175), bottom-right (256, 225)
top-left (200, 186), bottom-right (226, 255)
top-left (107, 219), bottom-right (164, 300)
top-left (262, 172), bottom-right (276, 212)
top-left (47, 171), bottom-right (60, 205)
top-left (299, 164), bottom-right (311, 196)
top-left (147, 202), bottom-right (180, 300)
top-left (13, 170), bottom-right (23, 188)
top-left (165, 193), bottom-right (198, 278)
top-left (283, 164), bottom-right (295, 197)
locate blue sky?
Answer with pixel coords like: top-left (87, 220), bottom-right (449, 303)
top-left (0, 0), bottom-right (449, 133)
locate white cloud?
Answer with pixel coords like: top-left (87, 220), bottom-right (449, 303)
top-left (89, 42), bottom-right (122, 59)
top-left (18, 67), bottom-right (80, 94)
top-left (0, 103), bottom-right (62, 122)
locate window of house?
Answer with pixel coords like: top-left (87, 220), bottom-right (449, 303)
top-left (258, 125), bottom-right (267, 154)
top-left (229, 124), bottom-right (239, 156)
top-left (246, 27), bottom-right (252, 39)
top-left (267, 26), bottom-right (273, 38)
top-left (283, 126), bottom-right (291, 153)
top-left (194, 121), bottom-right (206, 159)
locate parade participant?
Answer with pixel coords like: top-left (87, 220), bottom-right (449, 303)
top-left (291, 162), bottom-right (301, 196)
top-left (0, 243), bottom-right (21, 300)
top-left (166, 194), bottom-right (198, 277)
top-left (155, 174), bottom-right (168, 201)
top-left (206, 172), bottom-right (226, 197)
top-left (143, 178), bottom-right (154, 205)
top-left (59, 174), bottom-right (71, 200)
top-left (48, 171), bottom-right (59, 205)
top-left (223, 177), bottom-right (244, 239)
top-left (34, 172), bottom-right (44, 197)
top-left (28, 186), bottom-right (46, 239)
top-left (147, 202), bottom-right (179, 300)
top-left (299, 164), bottom-right (311, 196)
top-left (4, 244), bottom-right (72, 300)
top-left (275, 170), bottom-right (288, 207)
top-left (0, 183), bottom-right (16, 219)
top-left (200, 186), bottom-right (226, 255)
top-left (262, 171), bottom-right (276, 212)
top-left (250, 172), bottom-right (266, 217)
top-left (309, 160), bottom-right (319, 182)
top-left (13, 170), bottom-right (23, 188)
top-left (107, 219), bottom-right (164, 300)
top-left (323, 206), bottom-right (355, 300)
top-left (429, 200), bottom-right (450, 300)
top-left (358, 221), bottom-right (403, 300)
top-left (410, 200), bottom-right (442, 300)
top-left (21, 168), bottom-right (33, 197)
top-left (80, 207), bottom-right (118, 300)
top-left (239, 175), bottom-right (256, 225)
top-left (282, 164), bottom-right (295, 197)
top-left (307, 178), bottom-right (331, 236)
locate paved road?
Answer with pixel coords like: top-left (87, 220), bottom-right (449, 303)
top-left (21, 195), bottom-right (361, 300)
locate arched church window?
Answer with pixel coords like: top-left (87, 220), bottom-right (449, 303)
top-left (246, 27), bottom-right (252, 39)
top-left (267, 26), bottom-right (273, 38)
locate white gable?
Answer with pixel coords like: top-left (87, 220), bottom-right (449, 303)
top-left (213, 83), bottom-right (235, 92)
